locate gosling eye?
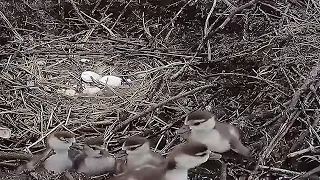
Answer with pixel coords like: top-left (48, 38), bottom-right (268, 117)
top-left (60, 137), bottom-right (69, 143)
top-left (128, 146), bottom-right (139, 151)
top-left (193, 122), bottom-right (201, 126)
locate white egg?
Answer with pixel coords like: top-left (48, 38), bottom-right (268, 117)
top-left (99, 75), bottom-right (122, 87)
top-left (57, 89), bottom-right (66, 94)
top-left (82, 86), bottom-right (101, 95)
top-left (80, 58), bottom-right (90, 63)
top-left (81, 71), bottom-right (102, 83)
top-left (65, 89), bottom-right (77, 96)
top-left (0, 127), bottom-right (11, 139)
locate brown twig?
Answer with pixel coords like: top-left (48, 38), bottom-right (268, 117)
top-left (111, 0), bottom-right (132, 30)
top-left (202, 0), bottom-right (259, 48)
top-left (293, 165), bottom-right (320, 179)
top-left (0, 151), bottom-right (32, 160)
top-left (69, 0), bottom-right (90, 28)
top-left (113, 83), bottom-right (217, 131)
top-left (0, 10), bottom-right (23, 42)
top-left (220, 160), bottom-right (227, 180)
top-left (248, 63), bottom-right (320, 180)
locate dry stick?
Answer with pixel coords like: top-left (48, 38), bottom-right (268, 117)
top-left (290, 102), bottom-right (320, 152)
top-left (204, 0), bottom-right (217, 62)
top-left (69, 0), bottom-right (90, 28)
top-left (248, 63), bottom-right (320, 180)
top-left (258, 165), bottom-right (302, 176)
top-left (172, 0), bottom-right (258, 80)
top-left (0, 151), bottom-right (32, 160)
top-left (113, 84), bottom-right (216, 132)
top-left (220, 161), bottom-right (227, 180)
top-left (292, 115), bottom-right (320, 179)
top-left (81, 12), bottom-right (115, 37)
top-left (252, 87), bottom-right (319, 179)
top-left (155, 0), bottom-right (194, 39)
top-left (78, 13), bottom-right (112, 46)
top-left (24, 31), bottom-right (86, 52)
top-left (294, 166), bottom-right (320, 179)
top-left (110, 0), bottom-right (132, 30)
top-left (288, 146), bottom-right (320, 158)
top-left (0, 10), bottom-right (23, 42)
top-left (202, 0), bottom-right (259, 47)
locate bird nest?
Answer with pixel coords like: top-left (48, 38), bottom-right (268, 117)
top-left (1, 0), bottom-right (320, 179)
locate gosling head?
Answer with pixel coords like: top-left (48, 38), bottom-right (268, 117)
top-left (184, 111), bottom-right (216, 131)
top-left (47, 131), bottom-right (76, 151)
top-left (167, 142), bottom-right (210, 170)
top-left (122, 136), bottom-right (150, 155)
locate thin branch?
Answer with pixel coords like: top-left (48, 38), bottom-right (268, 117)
top-left (113, 83), bottom-right (217, 131)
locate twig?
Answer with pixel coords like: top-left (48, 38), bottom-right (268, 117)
top-left (78, 13), bottom-right (112, 47)
top-left (293, 165), bottom-right (320, 179)
top-left (0, 151), bottom-right (32, 160)
top-left (171, 0), bottom-right (259, 80)
top-left (0, 10), bottom-right (23, 42)
top-left (26, 121), bottom-right (64, 150)
top-left (202, 0), bottom-right (259, 48)
top-left (24, 31), bottom-right (86, 51)
top-left (248, 63), bottom-right (320, 180)
top-left (111, 0), bottom-right (132, 30)
top-left (113, 83), bottom-right (217, 131)
top-left (80, 12), bottom-right (115, 37)
top-left (205, 72), bottom-right (288, 97)
top-left (288, 146), bottom-right (320, 158)
top-left (63, 172), bottom-right (75, 180)
top-left (290, 109), bottom-right (320, 152)
top-left (32, 149), bottom-right (54, 170)
top-left (220, 161), bottom-right (227, 180)
top-left (258, 165), bottom-right (302, 176)
top-left (155, 0), bottom-right (194, 39)
top-left (69, 0), bottom-right (90, 28)
top-left (204, 0), bottom-right (217, 62)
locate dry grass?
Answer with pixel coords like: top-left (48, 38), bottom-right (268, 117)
top-left (1, 0), bottom-right (320, 179)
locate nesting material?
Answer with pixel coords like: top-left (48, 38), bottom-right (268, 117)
top-left (81, 71), bottom-right (102, 83)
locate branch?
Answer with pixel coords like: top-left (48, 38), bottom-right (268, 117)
top-left (0, 151), bottom-right (32, 160)
top-left (113, 83), bottom-right (217, 131)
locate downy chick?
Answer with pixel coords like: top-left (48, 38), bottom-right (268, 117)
top-left (43, 131), bottom-right (76, 173)
top-left (118, 136), bottom-right (164, 173)
top-left (184, 110), bottom-right (250, 157)
top-left (73, 144), bottom-right (116, 176)
top-left (17, 131), bottom-right (76, 174)
top-left (110, 141), bottom-right (210, 180)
